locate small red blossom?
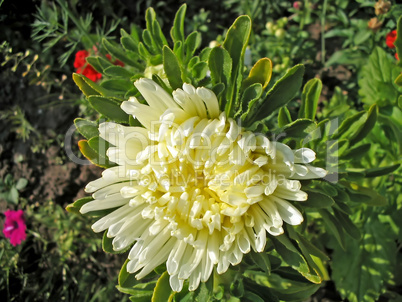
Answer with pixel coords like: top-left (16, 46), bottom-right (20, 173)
top-left (386, 30), bottom-right (397, 48)
top-left (74, 50), bottom-right (125, 82)
top-left (396, 52), bottom-right (399, 60)
top-left (106, 54), bottom-right (125, 67)
top-left (77, 65), bottom-right (103, 82)
top-left (3, 210), bottom-right (26, 246)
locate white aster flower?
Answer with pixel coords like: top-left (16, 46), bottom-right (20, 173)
top-left (81, 78), bottom-right (327, 292)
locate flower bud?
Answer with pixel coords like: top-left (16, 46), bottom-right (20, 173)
top-left (374, 0), bottom-right (391, 16)
top-left (275, 28), bottom-right (285, 39)
top-left (293, 1), bottom-right (302, 10)
top-left (367, 17), bottom-right (383, 32)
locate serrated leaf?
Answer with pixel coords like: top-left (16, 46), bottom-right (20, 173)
top-left (245, 65), bottom-right (305, 126)
top-left (74, 118), bottom-right (99, 140)
top-left (88, 95), bottom-right (129, 123)
top-left (163, 46), bottom-right (183, 90)
top-left (242, 58), bottom-right (272, 89)
top-left (299, 78), bottom-right (322, 120)
top-left (331, 213), bottom-right (396, 302)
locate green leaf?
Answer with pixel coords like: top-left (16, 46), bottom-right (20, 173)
top-left (238, 83), bottom-right (263, 119)
top-left (185, 31), bottom-right (201, 63)
top-left (318, 209), bottom-right (346, 249)
top-left (87, 136), bottom-right (110, 157)
top-left (73, 73), bottom-right (101, 97)
top-left (246, 65), bottom-right (305, 125)
top-left (104, 65), bottom-right (134, 78)
top-left (395, 73), bottom-right (402, 87)
top-left (103, 38), bottom-right (142, 69)
top-left (191, 62), bottom-right (208, 81)
top-left (331, 111), bottom-right (365, 139)
top-left (299, 78), bottom-right (322, 120)
top-left (358, 47), bottom-right (401, 107)
top-left (342, 182), bottom-right (387, 206)
top-left (121, 28), bottom-right (139, 52)
top-left (9, 187), bottom-right (18, 204)
top-left (333, 208), bottom-right (360, 240)
top-left (208, 47), bottom-right (232, 109)
top-left (15, 178), bottom-right (28, 191)
top-left (74, 118), bottom-right (99, 140)
top-left (242, 58), bottom-right (272, 89)
top-left (395, 16), bottom-right (402, 67)
top-left (249, 250), bottom-right (271, 273)
top-left (78, 139), bottom-right (113, 168)
top-left (151, 272), bottom-right (172, 302)
top-left (274, 118), bottom-right (317, 139)
top-left (171, 4), bottom-right (186, 43)
top-left (222, 15), bottom-right (252, 116)
top-left (88, 96), bottom-right (129, 123)
top-left (66, 196), bottom-right (93, 214)
top-left (163, 46), bottom-right (183, 90)
top-left (364, 163), bottom-right (400, 177)
top-left (348, 104), bottom-right (378, 146)
top-left (303, 189), bottom-right (335, 208)
top-left (277, 107), bottom-right (292, 128)
top-left (119, 259), bottom-right (138, 288)
top-left (331, 213), bottom-right (396, 302)
top-left (73, 73), bottom-right (116, 97)
top-left (340, 143), bottom-right (371, 160)
top-left (101, 79), bottom-right (134, 94)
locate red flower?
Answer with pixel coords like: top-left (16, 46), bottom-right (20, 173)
top-left (74, 49), bottom-right (125, 82)
top-left (78, 65), bottom-right (103, 82)
top-left (2, 210), bottom-right (26, 246)
top-left (74, 50), bottom-right (89, 69)
top-left (386, 30), bottom-right (397, 48)
top-left (106, 54), bottom-right (125, 67)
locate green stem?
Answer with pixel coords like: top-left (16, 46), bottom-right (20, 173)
top-left (321, 0), bottom-right (328, 66)
top-left (56, 0), bottom-right (97, 47)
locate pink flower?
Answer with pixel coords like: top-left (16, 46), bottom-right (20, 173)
top-left (3, 210), bottom-right (26, 246)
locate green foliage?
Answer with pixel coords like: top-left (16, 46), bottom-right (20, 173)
top-left (0, 174), bottom-right (28, 205)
